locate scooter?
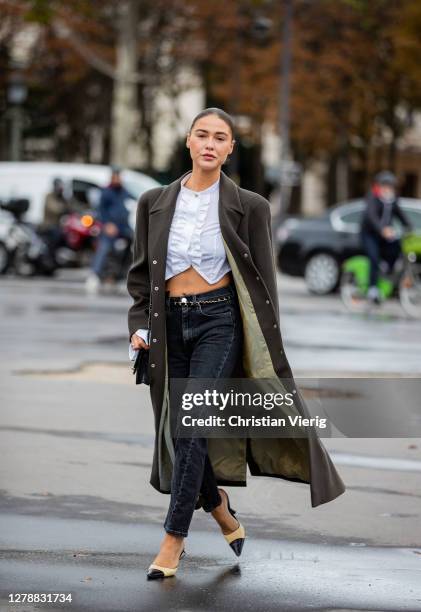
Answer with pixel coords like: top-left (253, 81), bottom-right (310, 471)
top-left (0, 198), bottom-right (56, 276)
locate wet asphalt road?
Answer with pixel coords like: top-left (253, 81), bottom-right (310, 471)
top-left (0, 270), bottom-right (421, 611)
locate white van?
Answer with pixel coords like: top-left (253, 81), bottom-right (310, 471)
top-left (0, 162), bottom-right (161, 229)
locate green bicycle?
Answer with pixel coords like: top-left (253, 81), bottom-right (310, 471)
top-left (340, 232), bottom-right (421, 318)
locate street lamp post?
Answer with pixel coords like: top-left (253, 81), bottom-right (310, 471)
top-left (278, 0), bottom-right (293, 227)
top-left (230, 11), bottom-right (274, 186)
top-left (7, 72), bottom-right (27, 161)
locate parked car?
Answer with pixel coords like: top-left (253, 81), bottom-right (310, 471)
top-left (276, 198), bottom-right (421, 294)
top-left (0, 162), bottom-right (161, 230)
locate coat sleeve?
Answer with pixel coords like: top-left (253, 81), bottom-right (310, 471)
top-left (248, 197), bottom-right (280, 325)
top-left (127, 191), bottom-right (151, 341)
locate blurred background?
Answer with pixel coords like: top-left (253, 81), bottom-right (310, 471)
top-left (1, 2), bottom-right (421, 609)
top-left (1, 0), bottom-right (421, 293)
top-left (2, 0), bottom-right (421, 202)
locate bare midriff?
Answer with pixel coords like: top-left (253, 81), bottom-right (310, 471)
top-left (165, 266), bottom-right (232, 297)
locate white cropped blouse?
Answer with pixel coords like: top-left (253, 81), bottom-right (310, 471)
top-left (166, 172), bottom-right (231, 283)
top-left (129, 172), bottom-right (231, 360)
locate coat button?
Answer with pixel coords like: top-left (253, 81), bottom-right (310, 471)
top-left (266, 299), bottom-right (270, 304)
top-left (150, 363), bottom-right (156, 368)
top-left (256, 275), bottom-right (260, 280)
top-left (154, 286), bottom-right (159, 291)
top-left (243, 252), bottom-right (248, 258)
top-left (152, 259), bottom-right (157, 264)
top-left (154, 312), bottom-right (159, 317)
top-left (273, 323), bottom-right (277, 328)
top-left (152, 338), bottom-right (157, 343)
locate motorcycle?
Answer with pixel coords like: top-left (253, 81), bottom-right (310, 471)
top-left (51, 210), bottom-right (101, 268)
top-left (0, 198), bottom-right (56, 277)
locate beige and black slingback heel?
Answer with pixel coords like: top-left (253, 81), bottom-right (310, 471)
top-left (146, 548), bottom-right (186, 580)
top-left (218, 488), bottom-right (246, 557)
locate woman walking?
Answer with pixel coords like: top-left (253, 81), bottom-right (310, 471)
top-left (127, 108), bottom-right (346, 580)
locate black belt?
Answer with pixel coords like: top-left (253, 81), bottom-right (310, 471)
top-left (167, 295), bottom-right (231, 306)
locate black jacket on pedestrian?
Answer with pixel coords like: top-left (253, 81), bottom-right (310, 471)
top-left (360, 192), bottom-right (412, 236)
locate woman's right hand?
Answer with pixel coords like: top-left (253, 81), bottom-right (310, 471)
top-left (130, 334), bottom-right (150, 350)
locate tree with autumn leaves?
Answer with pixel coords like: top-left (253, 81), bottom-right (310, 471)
top-left (1, 0), bottom-right (421, 203)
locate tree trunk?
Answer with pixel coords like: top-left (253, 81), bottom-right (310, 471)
top-left (111, 0), bottom-right (140, 167)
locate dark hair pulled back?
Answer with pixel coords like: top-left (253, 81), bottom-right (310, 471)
top-left (189, 107), bottom-right (235, 139)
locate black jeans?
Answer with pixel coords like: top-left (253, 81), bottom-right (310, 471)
top-left (360, 231), bottom-right (401, 287)
top-left (163, 282), bottom-right (243, 537)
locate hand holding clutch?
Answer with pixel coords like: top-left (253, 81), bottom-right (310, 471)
top-left (132, 347), bottom-right (150, 385)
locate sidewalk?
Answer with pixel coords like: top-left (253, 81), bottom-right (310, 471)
top-left (1, 274), bottom-right (420, 611)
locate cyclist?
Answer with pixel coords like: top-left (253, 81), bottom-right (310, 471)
top-left (360, 171), bottom-right (413, 304)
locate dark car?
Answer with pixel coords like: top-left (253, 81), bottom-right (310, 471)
top-left (276, 198), bottom-right (421, 294)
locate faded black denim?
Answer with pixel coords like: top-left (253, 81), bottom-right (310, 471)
top-left (163, 282), bottom-right (243, 537)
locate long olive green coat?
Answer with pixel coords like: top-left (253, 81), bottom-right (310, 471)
top-left (127, 170), bottom-right (346, 508)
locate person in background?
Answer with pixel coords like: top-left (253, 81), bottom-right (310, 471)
top-left (85, 166), bottom-right (133, 293)
top-left (41, 178), bottom-right (71, 260)
top-left (360, 170), bottom-right (413, 304)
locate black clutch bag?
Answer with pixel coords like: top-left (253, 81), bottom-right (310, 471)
top-left (132, 347), bottom-right (150, 385)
